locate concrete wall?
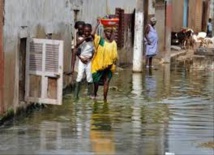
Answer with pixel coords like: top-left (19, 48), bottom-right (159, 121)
top-left (3, 0), bottom-right (74, 111)
top-left (210, 0), bottom-right (214, 18)
top-left (0, 0), bottom-right (4, 114)
top-left (71, 0), bottom-right (136, 25)
top-left (148, 0), bottom-right (155, 15)
top-left (3, 0), bottom-right (136, 112)
top-left (155, 4), bottom-right (165, 53)
top-left (211, 0), bottom-right (214, 37)
top-left (171, 0), bottom-right (184, 32)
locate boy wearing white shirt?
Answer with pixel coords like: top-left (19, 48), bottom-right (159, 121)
top-left (74, 23), bottom-right (94, 100)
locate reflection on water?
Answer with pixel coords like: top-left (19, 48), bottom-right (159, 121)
top-left (132, 73), bottom-right (143, 97)
top-left (144, 69), bottom-right (157, 99)
top-left (0, 65), bottom-right (213, 155)
top-left (90, 102), bottom-right (115, 155)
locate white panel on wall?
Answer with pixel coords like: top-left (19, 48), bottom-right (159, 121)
top-left (25, 38), bottom-right (64, 105)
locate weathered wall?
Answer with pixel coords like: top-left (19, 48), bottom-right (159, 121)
top-left (118, 14), bottom-right (134, 64)
top-left (3, 0), bottom-right (137, 112)
top-left (75, 0), bottom-right (136, 25)
top-left (212, 0), bottom-right (214, 36)
top-left (188, 0), bottom-right (203, 32)
top-left (210, 0), bottom-right (214, 18)
top-left (171, 0), bottom-right (210, 32)
top-left (155, 4), bottom-right (165, 53)
top-left (3, 0), bottom-right (74, 111)
top-left (171, 0), bottom-right (184, 32)
top-left (0, 0), bottom-right (4, 114)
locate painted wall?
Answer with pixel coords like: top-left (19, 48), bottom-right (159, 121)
top-left (3, 0), bottom-right (137, 112)
top-left (171, 0), bottom-right (210, 32)
top-left (210, 0), bottom-right (214, 18)
top-left (212, 0), bottom-right (214, 36)
top-left (0, 0), bottom-right (4, 114)
top-left (148, 0), bottom-right (155, 15)
top-left (172, 0), bottom-right (184, 32)
top-left (188, 0), bottom-right (203, 32)
top-left (155, 4), bottom-right (165, 53)
top-left (76, 0), bottom-right (136, 26)
top-left (3, 0), bottom-right (74, 111)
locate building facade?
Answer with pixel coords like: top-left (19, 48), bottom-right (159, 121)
top-left (172, 0), bottom-right (211, 32)
top-left (210, 0), bottom-right (214, 18)
top-left (211, 0), bottom-right (214, 36)
top-left (0, 0), bottom-right (137, 115)
top-left (0, 0), bottom-right (4, 114)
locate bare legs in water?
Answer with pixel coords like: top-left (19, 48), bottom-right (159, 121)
top-left (93, 74), bottom-right (110, 103)
top-left (145, 56), bottom-right (153, 68)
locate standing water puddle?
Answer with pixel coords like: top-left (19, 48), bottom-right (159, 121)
top-left (0, 65), bottom-right (213, 155)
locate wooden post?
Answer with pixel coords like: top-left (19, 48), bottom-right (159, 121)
top-left (0, 0), bottom-right (4, 114)
top-left (164, 0), bottom-right (172, 63)
top-left (133, 0), bottom-right (144, 72)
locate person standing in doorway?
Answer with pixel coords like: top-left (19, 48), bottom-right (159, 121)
top-left (91, 19), bottom-right (118, 103)
top-left (207, 18), bottom-right (213, 38)
top-left (74, 23), bottom-right (94, 100)
top-left (144, 17), bottom-right (158, 68)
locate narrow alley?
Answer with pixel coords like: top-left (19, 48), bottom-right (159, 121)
top-left (0, 65), bottom-right (213, 155)
top-left (0, 0), bottom-right (214, 155)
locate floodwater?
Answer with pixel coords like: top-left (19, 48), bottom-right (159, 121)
top-left (0, 65), bottom-right (213, 155)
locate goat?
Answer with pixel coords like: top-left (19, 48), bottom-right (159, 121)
top-left (171, 28), bottom-right (195, 49)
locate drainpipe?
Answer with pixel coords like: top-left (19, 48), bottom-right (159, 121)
top-left (164, 0), bottom-right (172, 63)
top-left (133, 0), bottom-right (144, 72)
top-left (0, 0), bottom-right (4, 114)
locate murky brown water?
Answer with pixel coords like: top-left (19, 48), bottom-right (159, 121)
top-left (0, 65), bottom-right (213, 155)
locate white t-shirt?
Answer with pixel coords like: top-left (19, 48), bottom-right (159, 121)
top-left (79, 41), bottom-right (94, 59)
top-left (207, 22), bottom-right (212, 32)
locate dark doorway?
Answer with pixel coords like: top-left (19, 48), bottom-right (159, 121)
top-left (19, 38), bottom-right (27, 101)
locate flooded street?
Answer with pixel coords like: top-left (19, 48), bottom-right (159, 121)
top-left (0, 65), bottom-right (213, 155)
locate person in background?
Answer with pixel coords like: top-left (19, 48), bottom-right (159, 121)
top-left (207, 18), bottom-right (213, 38)
top-left (91, 19), bottom-right (118, 103)
top-left (144, 17), bottom-right (158, 68)
top-left (74, 23), bottom-right (94, 100)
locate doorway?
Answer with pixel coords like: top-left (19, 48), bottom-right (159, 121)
top-left (19, 38), bottom-right (27, 101)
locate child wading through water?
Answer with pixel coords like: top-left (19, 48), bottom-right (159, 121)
top-left (91, 19), bottom-right (118, 102)
top-left (74, 23), bottom-right (95, 100)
